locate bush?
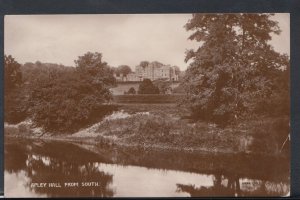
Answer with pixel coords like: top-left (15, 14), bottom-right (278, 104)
top-left (4, 85), bottom-right (29, 124)
top-left (138, 79), bottom-right (159, 94)
top-left (26, 52), bottom-right (118, 133)
top-left (127, 87), bottom-right (136, 94)
top-left (29, 70), bottom-right (116, 133)
top-left (172, 84), bottom-right (185, 94)
top-left (254, 89), bottom-right (290, 117)
top-left (4, 55), bottom-right (28, 124)
top-left (248, 117), bottom-right (289, 154)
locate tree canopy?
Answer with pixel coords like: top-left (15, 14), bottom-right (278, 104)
top-left (4, 55), bottom-right (27, 123)
top-left (127, 87), bottom-right (136, 95)
top-left (4, 55), bottom-right (22, 92)
top-left (28, 52), bottom-right (116, 133)
top-left (153, 79), bottom-right (172, 94)
top-left (140, 61), bottom-right (150, 68)
top-left (117, 65), bottom-right (132, 76)
top-left (75, 52), bottom-right (116, 87)
top-left (138, 79), bottom-right (160, 94)
top-left (183, 14), bottom-right (289, 124)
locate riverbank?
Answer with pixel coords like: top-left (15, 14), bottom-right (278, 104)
top-left (4, 103), bottom-right (290, 157)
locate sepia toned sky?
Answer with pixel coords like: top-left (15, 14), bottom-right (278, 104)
top-left (4, 13), bottom-right (289, 70)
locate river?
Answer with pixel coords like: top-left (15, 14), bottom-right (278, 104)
top-left (4, 137), bottom-right (290, 197)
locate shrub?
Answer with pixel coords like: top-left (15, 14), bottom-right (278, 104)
top-left (29, 70), bottom-right (116, 133)
top-left (127, 87), bottom-right (136, 94)
top-left (138, 79), bottom-right (159, 94)
top-left (4, 87), bottom-right (29, 124)
top-left (172, 84), bottom-right (185, 94)
top-left (27, 52), bottom-right (117, 133)
top-left (248, 117), bottom-right (289, 154)
top-left (4, 55), bottom-right (28, 124)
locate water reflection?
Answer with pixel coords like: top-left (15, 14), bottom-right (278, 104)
top-left (176, 174), bottom-right (289, 197)
top-left (4, 138), bottom-right (290, 197)
top-left (5, 170), bottom-right (46, 197)
top-left (95, 162), bottom-right (214, 197)
top-left (5, 140), bottom-right (114, 197)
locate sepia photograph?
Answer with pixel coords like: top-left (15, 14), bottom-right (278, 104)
top-left (4, 13), bottom-right (290, 197)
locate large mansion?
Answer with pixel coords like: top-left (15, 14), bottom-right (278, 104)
top-left (114, 61), bottom-right (179, 82)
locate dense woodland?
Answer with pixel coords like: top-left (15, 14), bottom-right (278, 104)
top-left (4, 13), bottom-right (289, 136)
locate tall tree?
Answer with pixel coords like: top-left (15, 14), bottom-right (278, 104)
top-left (183, 14), bottom-right (289, 124)
top-left (173, 66), bottom-right (181, 75)
top-left (117, 65), bottom-right (132, 76)
top-left (4, 55), bottom-right (28, 123)
top-left (4, 55), bottom-right (22, 92)
top-left (74, 52), bottom-right (116, 87)
top-left (140, 61), bottom-right (149, 69)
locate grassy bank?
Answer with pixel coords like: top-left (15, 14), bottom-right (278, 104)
top-left (94, 111), bottom-right (244, 153)
top-left (5, 103), bottom-right (290, 157)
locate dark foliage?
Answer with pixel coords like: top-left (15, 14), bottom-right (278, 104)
top-left (138, 79), bottom-right (159, 94)
top-left (4, 85), bottom-right (29, 124)
top-left (4, 55), bottom-right (27, 123)
top-left (75, 52), bottom-right (116, 87)
top-left (29, 71), bottom-right (116, 133)
top-left (183, 14), bottom-right (290, 125)
top-left (153, 79), bottom-right (172, 94)
top-left (27, 52), bottom-right (117, 133)
top-left (113, 65), bottom-right (132, 76)
top-left (4, 55), bottom-right (22, 91)
top-left (127, 87), bottom-right (136, 94)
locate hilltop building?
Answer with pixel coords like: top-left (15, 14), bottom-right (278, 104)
top-left (114, 61), bottom-right (179, 82)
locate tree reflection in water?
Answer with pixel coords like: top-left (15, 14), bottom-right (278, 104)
top-left (5, 141), bottom-right (114, 197)
top-left (176, 173), bottom-right (289, 197)
top-left (5, 138), bottom-right (289, 197)
top-left (177, 173), bottom-right (240, 197)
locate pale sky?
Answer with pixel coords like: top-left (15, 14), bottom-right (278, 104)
top-left (4, 13), bottom-right (289, 70)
